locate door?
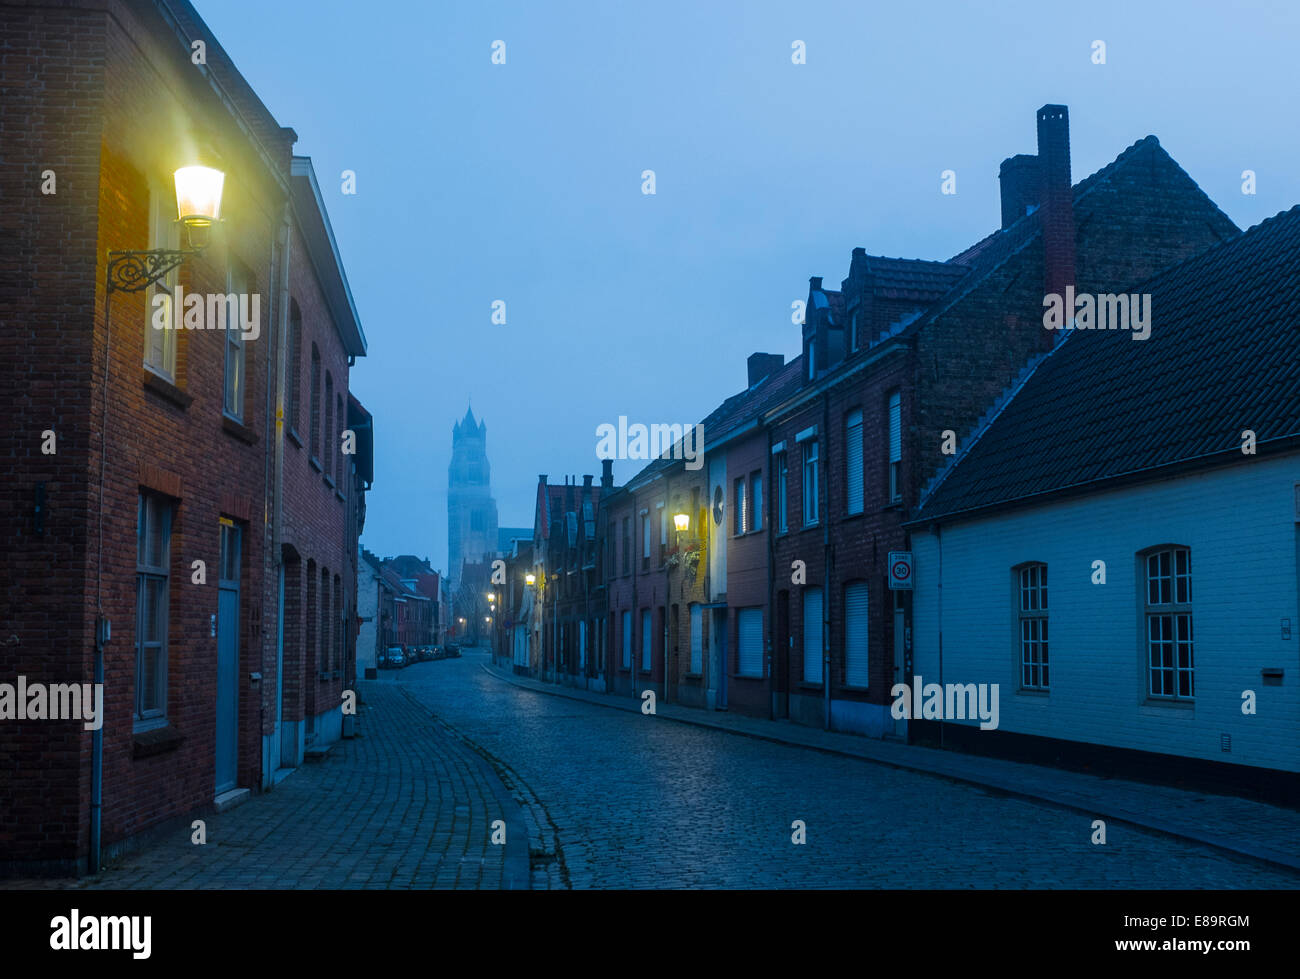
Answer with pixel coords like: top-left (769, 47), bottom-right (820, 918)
top-left (216, 521), bottom-right (241, 794)
top-left (893, 600), bottom-right (907, 739)
top-left (774, 590), bottom-right (790, 718)
top-left (711, 609), bottom-right (728, 710)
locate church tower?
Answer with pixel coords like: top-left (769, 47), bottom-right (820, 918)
top-left (447, 405), bottom-right (499, 592)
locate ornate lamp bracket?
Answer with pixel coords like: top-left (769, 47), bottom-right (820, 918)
top-left (106, 249), bottom-right (192, 294)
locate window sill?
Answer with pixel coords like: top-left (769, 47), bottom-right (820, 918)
top-left (324, 473), bottom-right (336, 490)
top-left (1017, 687), bottom-right (1051, 697)
top-left (287, 427), bottom-right (303, 448)
top-left (1142, 697), bottom-right (1195, 710)
top-left (222, 415), bottom-right (258, 445)
top-left (132, 723), bottom-right (184, 759)
top-left (841, 682), bottom-right (869, 692)
top-left (309, 455), bottom-right (323, 473)
top-left (797, 681), bottom-right (824, 690)
top-left (142, 369), bottom-right (192, 410)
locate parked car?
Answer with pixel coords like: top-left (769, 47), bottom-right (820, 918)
top-left (444, 642), bottom-right (460, 658)
top-left (385, 646), bottom-right (405, 669)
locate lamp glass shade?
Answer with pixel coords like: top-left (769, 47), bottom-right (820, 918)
top-left (525, 574), bottom-right (536, 586)
top-left (174, 166), bottom-right (225, 227)
top-left (673, 513), bottom-right (690, 532)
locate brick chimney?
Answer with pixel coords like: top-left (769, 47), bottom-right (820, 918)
top-left (1037, 104), bottom-right (1076, 315)
top-left (747, 352), bottom-right (785, 387)
top-left (998, 153), bottom-right (1040, 229)
top-left (600, 459), bottom-right (613, 492)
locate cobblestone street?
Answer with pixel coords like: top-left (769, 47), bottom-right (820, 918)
top-left (11, 649), bottom-right (1299, 890)
top-left (403, 652), bottom-right (1300, 890)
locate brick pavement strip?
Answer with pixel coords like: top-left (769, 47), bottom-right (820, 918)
top-left (479, 661), bottom-right (1300, 878)
top-left (2, 680), bottom-right (529, 890)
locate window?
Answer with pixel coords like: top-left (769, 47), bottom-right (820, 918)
top-left (224, 262), bottom-right (250, 420)
top-left (286, 300), bottom-right (302, 432)
top-left (320, 567), bottom-right (331, 676)
top-left (689, 604), bottom-right (702, 674)
top-left (808, 340), bottom-right (816, 379)
top-left (622, 518), bottom-right (630, 575)
top-left (641, 609), bottom-right (651, 672)
top-left (850, 310), bottom-right (860, 352)
top-left (802, 440), bottom-right (819, 526)
top-left (1017, 564), bottom-right (1049, 690)
top-left (336, 394), bottom-right (345, 489)
top-left (888, 390), bottom-right (902, 503)
top-left (622, 610), bottom-right (632, 669)
top-left (844, 581), bottom-right (869, 687)
top-left (135, 493), bottom-right (172, 724)
top-left (751, 470), bottom-right (763, 532)
top-left (641, 513), bottom-right (650, 568)
top-left (802, 587), bottom-right (823, 684)
top-left (777, 452), bottom-right (788, 533)
top-left (310, 344), bottom-right (321, 460)
top-left (144, 177), bottom-right (178, 380)
top-left (734, 477), bottom-right (746, 535)
top-left (324, 372), bottom-right (334, 477)
top-left (579, 620), bottom-right (587, 671)
top-left (738, 608), bottom-right (763, 677)
top-left (334, 573), bottom-right (344, 674)
top-left (846, 409), bottom-right (864, 515)
top-left (658, 505), bottom-right (667, 564)
top-left (1144, 547), bottom-right (1193, 700)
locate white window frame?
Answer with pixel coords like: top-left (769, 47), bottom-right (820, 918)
top-left (1017, 563), bottom-right (1049, 691)
top-left (135, 492), bottom-right (171, 727)
top-left (1143, 547), bottom-right (1193, 700)
top-left (224, 263), bottom-right (248, 421)
top-left (802, 440), bottom-right (819, 526)
top-left (144, 177), bottom-right (178, 381)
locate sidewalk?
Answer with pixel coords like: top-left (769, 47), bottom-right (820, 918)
top-left (482, 662), bottom-right (1300, 875)
top-left (4, 679), bottom-right (530, 890)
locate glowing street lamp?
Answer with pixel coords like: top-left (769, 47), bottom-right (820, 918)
top-left (525, 573), bottom-right (536, 587)
top-left (673, 512), bottom-right (690, 533)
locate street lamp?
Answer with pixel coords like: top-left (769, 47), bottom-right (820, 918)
top-left (107, 165), bottom-right (225, 292)
top-left (673, 512), bottom-right (690, 533)
top-left (525, 573), bottom-right (536, 587)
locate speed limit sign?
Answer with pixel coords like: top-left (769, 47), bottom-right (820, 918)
top-left (888, 551), bottom-right (914, 590)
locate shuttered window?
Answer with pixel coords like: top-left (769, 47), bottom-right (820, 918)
top-left (846, 409), bottom-right (864, 515)
top-left (579, 619), bottom-right (587, 671)
top-left (803, 587), bottom-right (823, 684)
top-left (641, 609), bottom-right (652, 671)
top-left (844, 581), bottom-right (869, 687)
top-left (622, 610), bottom-right (631, 669)
top-left (888, 390), bottom-right (902, 502)
top-left (738, 608), bottom-right (763, 677)
top-left (689, 604), bottom-right (702, 674)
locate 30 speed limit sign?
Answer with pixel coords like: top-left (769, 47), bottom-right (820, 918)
top-left (888, 551), bottom-right (914, 590)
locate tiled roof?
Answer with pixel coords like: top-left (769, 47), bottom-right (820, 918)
top-left (624, 355), bottom-right (806, 492)
top-left (853, 254), bottom-right (969, 303)
top-left (911, 205), bottom-right (1300, 525)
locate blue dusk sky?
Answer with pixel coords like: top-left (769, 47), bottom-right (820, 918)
top-left (195, 0), bottom-right (1300, 571)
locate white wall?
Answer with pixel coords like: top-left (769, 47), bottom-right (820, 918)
top-left (911, 452), bottom-right (1300, 773)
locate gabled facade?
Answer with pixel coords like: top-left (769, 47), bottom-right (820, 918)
top-left (905, 205), bottom-right (1300, 800)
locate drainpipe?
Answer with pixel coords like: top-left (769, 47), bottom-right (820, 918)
top-left (267, 200), bottom-right (291, 787)
top-left (822, 391), bottom-right (832, 731)
top-left (663, 475), bottom-right (670, 706)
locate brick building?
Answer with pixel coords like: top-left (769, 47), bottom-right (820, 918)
top-left (0, 0), bottom-right (369, 875)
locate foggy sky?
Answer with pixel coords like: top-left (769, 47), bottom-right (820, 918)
top-left (195, 0), bottom-right (1300, 572)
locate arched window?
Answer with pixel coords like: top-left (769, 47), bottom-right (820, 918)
top-left (1013, 562), bottom-right (1049, 690)
top-left (287, 300), bottom-right (302, 433)
top-left (310, 344), bottom-right (321, 460)
top-left (324, 372), bottom-right (334, 477)
top-left (1140, 546), bottom-right (1193, 700)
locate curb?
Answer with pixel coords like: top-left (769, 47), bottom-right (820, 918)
top-left (480, 662), bottom-right (1300, 877)
top-left (396, 684), bottom-right (532, 890)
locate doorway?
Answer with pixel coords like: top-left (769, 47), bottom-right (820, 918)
top-left (216, 520), bottom-right (241, 795)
